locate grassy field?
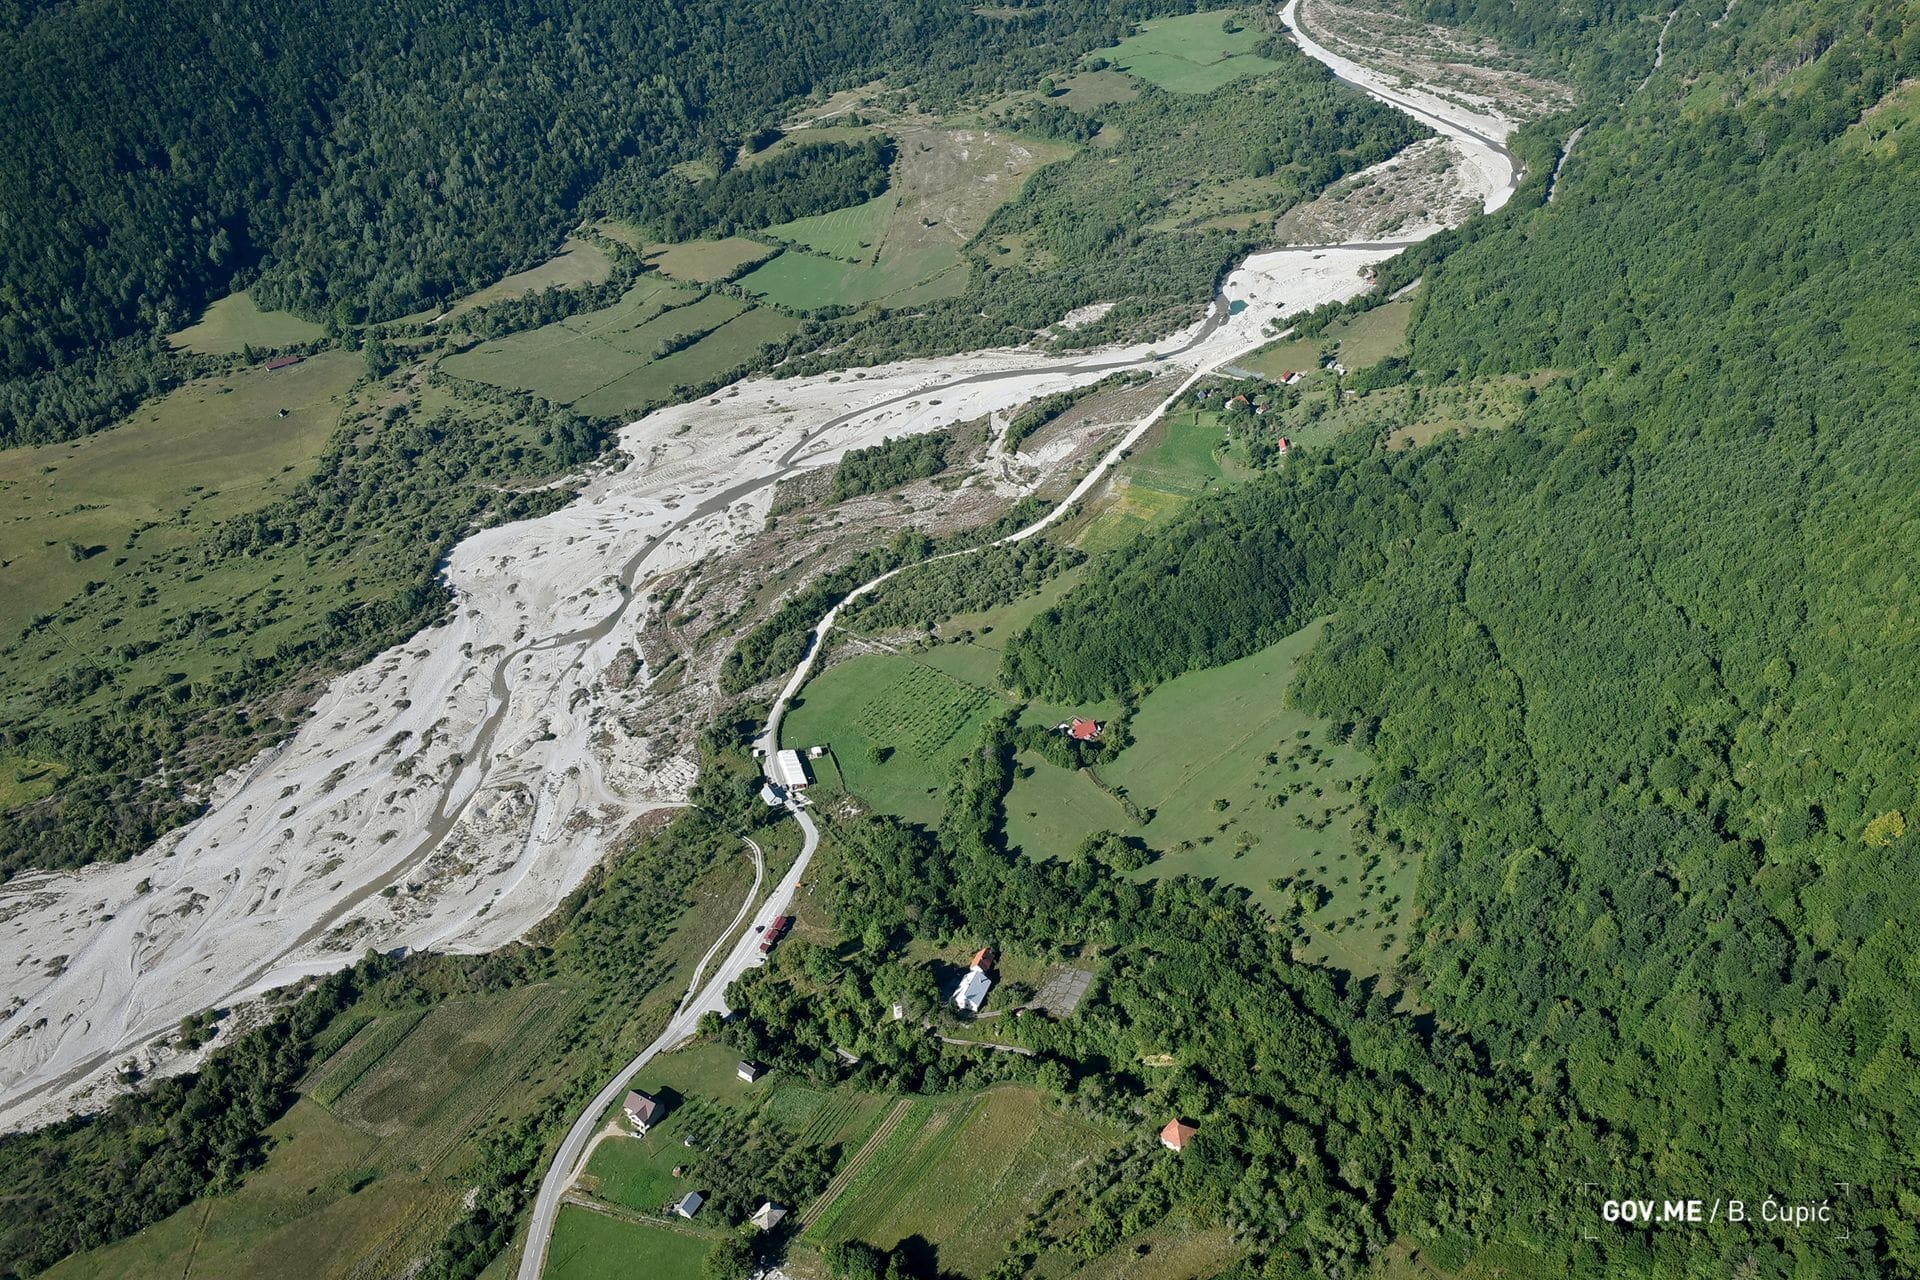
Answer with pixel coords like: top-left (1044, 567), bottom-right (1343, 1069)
top-left (444, 237), bottom-right (615, 317)
top-left (813, 1087), bottom-right (1118, 1277)
top-left (1057, 1222), bottom-right (1243, 1280)
top-left (742, 125), bottom-right (1065, 313)
top-left (1072, 414), bottom-right (1231, 555)
top-left (763, 192), bottom-right (899, 262)
top-left (169, 290), bottom-right (326, 354)
top-left (998, 623), bottom-right (1417, 977)
top-left (644, 237), bottom-right (777, 282)
top-left (0, 752), bottom-right (68, 808)
top-left (1242, 300), bottom-right (1414, 383)
top-left (0, 350), bottom-right (358, 637)
top-left (1051, 70), bottom-right (1141, 110)
top-left (442, 280), bottom-right (797, 419)
top-left (783, 651), bottom-right (1012, 827)
top-left (1100, 11), bottom-right (1285, 94)
top-left (544, 1208), bottom-right (709, 1280)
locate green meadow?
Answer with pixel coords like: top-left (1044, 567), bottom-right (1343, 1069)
top-left (1100, 10), bottom-right (1285, 95)
top-left (169, 290), bottom-right (326, 354)
top-left (0, 350), bottom-right (358, 637)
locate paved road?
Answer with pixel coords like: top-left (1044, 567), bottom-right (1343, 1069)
top-left (515, 6), bottom-right (1528, 1270)
top-left (517, 811), bottom-right (816, 1280)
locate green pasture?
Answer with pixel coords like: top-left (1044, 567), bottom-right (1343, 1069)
top-left (0, 753), bottom-right (68, 809)
top-left (1241, 299), bottom-right (1413, 383)
top-left (42, 1097), bottom-right (455, 1280)
top-left (544, 1208), bottom-right (709, 1280)
top-left (1051, 70), bottom-right (1141, 111)
top-left (996, 623), bottom-right (1414, 976)
top-left (443, 281), bottom-right (796, 417)
top-left (739, 242), bottom-right (964, 311)
top-left (169, 290), bottom-right (326, 354)
top-left (765, 192), bottom-right (899, 262)
top-left (784, 651), bottom-right (1011, 826)
top-left (1057, 1222), bottom-right (1243, 1280)
top-left (1072, 414), bottom-right (1229, 554)
top-left (1100, 11), bottom-right (1285, 94)
top-left (0, 350), bottom-right (358, 637)
top-left (814, 1087), bottom-right (1117, 1276)
top-left (574, 308), bottom-right (801, 418)
top-left (443, 237), bottom-right (615, 317)
top-left (644, 237), bottom-right (777, 282)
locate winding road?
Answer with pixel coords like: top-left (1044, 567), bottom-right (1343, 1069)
top-left (514, 3), bottom-right (1525, 1274)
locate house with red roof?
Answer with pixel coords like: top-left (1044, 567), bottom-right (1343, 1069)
top-left (1066, 717), bottom-right (1101, 742)
top-left (1160, 1118), bottom-right (1199, 1151)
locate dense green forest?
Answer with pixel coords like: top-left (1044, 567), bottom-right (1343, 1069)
top-left (991, 0), bottom-right (1920, 1270)
top-left (601, 138), bottom-right (897, 242)
top-left (0, 0), bottom-right (1165, 382)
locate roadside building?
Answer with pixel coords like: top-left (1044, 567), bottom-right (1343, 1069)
top-left (752, 1202), bottom-right (788, 1232)
top-left (1160, 1118), bottom-right (1198, 1151)
top-left (673, 1190), bottom-right (704, 1219)
top-left (769, 748), bottom-right (811, 790)
top-left (625, 1090), bottom-right (662, 1134)
top-left (760, 783), bottom-right (784, 808)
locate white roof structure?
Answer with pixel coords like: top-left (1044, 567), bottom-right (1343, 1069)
top-left (770, 748), bottom-right (810, 789)
top-left (954, 968), bottom-right (992, 1013)
top-left (673, 1190), bottom-right (704, 1218)
top-left (752, 1201), bottom-right (787, 1231)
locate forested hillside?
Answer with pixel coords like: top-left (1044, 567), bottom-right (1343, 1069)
top-left (0, 0), bottom-right (1152, 380)
top-left (1002, 0), bottom-right (1920, 1270)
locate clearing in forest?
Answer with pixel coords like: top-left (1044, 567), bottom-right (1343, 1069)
top-left (1099, 10), bottom-right (1285, 95)
top-left (0, 350), bottom-right (357, 636)
top-left (168, 289), bottom-right (326, 354)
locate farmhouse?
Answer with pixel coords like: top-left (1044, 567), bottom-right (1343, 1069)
top-left (752, 1202), bottom-right (788, 1231)
top-left (672, 1190), bottom-right (704, 1219)
top-left (769, 748), bottom-right (811, 790)
top-left (954, 967), bottom-right (992, 1013)
top-left (737, 1060), bottom-right (765, 1083)
top-left (1160, 1118), bottom-right (1199, 1151)
top-left (1066, 717), bottom-right (1101, 742)
top-left (625, 1090), bottom-right (662, 1134)
top-left (1280, 370), bottom-right (1302, 385)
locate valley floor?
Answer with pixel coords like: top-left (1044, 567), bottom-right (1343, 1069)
top-left (0, 0), bottom-right (1519, 1134)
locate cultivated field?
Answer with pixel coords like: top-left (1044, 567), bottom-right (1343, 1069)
top-left (1099, 10), bottom-right (1285, 94)
top-left (741, 125), bottom-right (1068, 312)
top-left (169, 290), bottom-right (326, 354)
top-left (0, 350), bottom-right (358, 636)
top-left (784, 652), bottom-right (1011, 826)
top-left (764, 192), bottom-right (899, 262)
top-left (811, 1087), bottom-right (1118, 1277)
top-left (442, 280), bottom-right (798, 419)
top-left (545, 1208), bottom-right (708, 1280)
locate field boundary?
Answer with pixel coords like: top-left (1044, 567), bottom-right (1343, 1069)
top-left (799, 1097), bottom-right (913, 1230)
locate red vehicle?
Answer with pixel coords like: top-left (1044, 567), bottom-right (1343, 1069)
top-left (758, 915), bottom-right (794, 955)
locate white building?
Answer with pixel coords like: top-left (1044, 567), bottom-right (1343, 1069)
top-left (769, 749), bottom-right (810, 789)
top-left (673, 1190), bottom-right (704, 1219)
top-left (954, 968), bottom-right (992, 1013)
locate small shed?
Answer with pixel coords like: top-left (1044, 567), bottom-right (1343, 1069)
top-left (673, 1190), bottom-right (705, 1219)
top-left (737, 1060), bottom-right (765, 1083)
top-left (752, 1202), bottom-right (788, 1232)
top-left (1160, 1118), bottom-right (1199, 1151)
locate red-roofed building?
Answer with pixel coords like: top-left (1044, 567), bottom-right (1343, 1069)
top-left (971, 947), bottom-right (995, 971)
top-left (1067, 718), bottom-right (1101, 742)
top-left (1277, 436), bottom-right (1292, 456)
top-left (1160, 1118), bottom-right (1198, 1151)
